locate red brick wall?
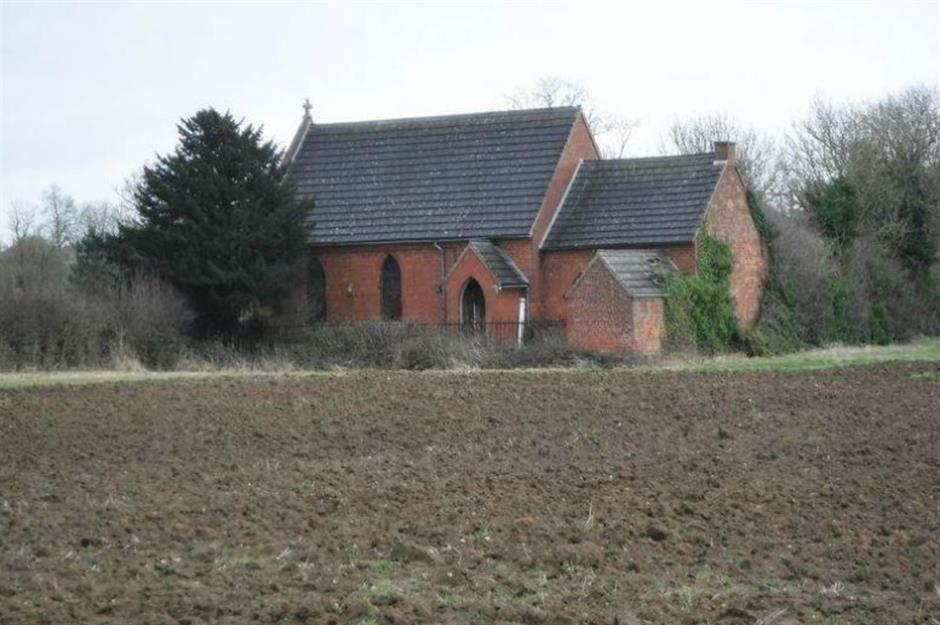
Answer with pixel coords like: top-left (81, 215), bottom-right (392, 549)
top-left (303, 242), bottom-right (524, 331)
top-left (665, 245), bottom-right (696, 274)
top-left (308, 242), bottom-right (464, 323)
top-left (539, 245), bottom-right (694, 324)
top-left (568, 260), bottom-right (634, 353)
top-left (539, 249), bottom-right (595, 321)
top-left (502, 113), bottom-right (600, 319)
top-left (701, 166), bottom-right (768, 327)
top-left (631, 298), bottom-right (665, 356)
top-left (445, 247), bottom-right (524, 325)
top-left (566, 259), bottom-right (666, 355)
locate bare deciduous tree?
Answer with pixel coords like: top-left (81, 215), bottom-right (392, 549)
top-left (42, 185), bottom-right (79, 248)
top-left (506, 76), bottom-right (638, 158)
top-left (9, 201), bottom-right (37, 244)
top-left (601, 116), bottom-right (639, 159)
top-left (661, 114), bottom-right (782, 201)
top-left (79, 201), bottom-right (124, 236)
top-left (507, 76), bottom-right (594, 116)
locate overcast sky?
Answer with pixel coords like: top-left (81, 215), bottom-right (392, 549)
top-left (1, 1), bottom-right (937, 243)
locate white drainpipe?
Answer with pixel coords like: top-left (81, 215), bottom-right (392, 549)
top-left (517, 295), bottom-right (527, 346)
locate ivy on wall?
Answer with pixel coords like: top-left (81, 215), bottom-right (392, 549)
top-left (662, 230), bottom-right (741, 353)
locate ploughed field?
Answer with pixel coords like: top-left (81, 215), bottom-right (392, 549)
top-left (1, 365), bottom-right (939, 625)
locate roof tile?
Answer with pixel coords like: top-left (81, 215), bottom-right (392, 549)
top-left (468, 240), bottom-right (528, 288)
top-left (543, 154), bottom-right (724, 249)
top-left (570, 249), bottom-right (676, 298)
top-left (289, 107), bottom-right (580, 245)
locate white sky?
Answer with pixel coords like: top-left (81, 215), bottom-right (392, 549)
top-left (1, 1), bottom-right (938, 243)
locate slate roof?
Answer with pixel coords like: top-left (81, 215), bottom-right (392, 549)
top-left (542, 154), bottom-right (725, 250)
top-left (569, 249), bottom-right (677, 299)
top-left (288, 107), bottom-right (581, 245)
top-left (468, 240), bottom-right (528, 288)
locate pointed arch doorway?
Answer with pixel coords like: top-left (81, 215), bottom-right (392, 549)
top-left (461, 278), bottom-right (486, 334)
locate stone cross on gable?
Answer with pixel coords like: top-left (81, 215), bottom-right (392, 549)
top-left (303, 98), bottom-right (312, 120)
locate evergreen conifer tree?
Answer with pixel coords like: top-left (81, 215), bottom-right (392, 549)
top-left (100, 109), bottom-right (310, 334)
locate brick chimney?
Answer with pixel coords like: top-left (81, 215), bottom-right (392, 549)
top-left (714, 141), bottom-right (736, 165)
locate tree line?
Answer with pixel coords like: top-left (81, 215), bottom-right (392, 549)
top-left (1, 110), bottom-right (310, 368)
top-left (1, 83), bottom-right (937, 368)
top-left (739, 86), bottom-right (938, 350)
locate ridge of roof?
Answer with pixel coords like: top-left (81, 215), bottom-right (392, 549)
top-left (582, 152), bottom-right (717, 167)
top-left (310, 106), bottom-right (581, 132)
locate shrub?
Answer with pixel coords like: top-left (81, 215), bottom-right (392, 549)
top-left (0, 285), bottom-right (110, 369)
top-left (304, 322), bottom-right (443, 368)
top-left (764, 209), bottom-right (835, 343)
top-left (184, 322), bottom-right (624, 371)
top-left (746, 288), bottom-right (804, 356)
top-left (110, 273), bottom-right (192, 368)
top-left (868, 303), bottom-right (891, 345)
top-left (0, 274), bottom-right (191, 371)
top-left (822, 276), bottom-right (854, 343)
top-left (480, 335), bottom-right (623, 369)
top-left (846, 236), bottom-right (934, 342)
top-left (299, 322), bottom-right (617, 370)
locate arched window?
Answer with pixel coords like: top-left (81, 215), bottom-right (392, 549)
top-left (461, 278), bottom-right (486, 333)
top-left (308, 258), bottom-right (327, 323)
top-left (381, 256), bottom-right (402, 320)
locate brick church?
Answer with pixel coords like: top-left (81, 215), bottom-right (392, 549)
top-left (283, 103), bottom-right (767, 355)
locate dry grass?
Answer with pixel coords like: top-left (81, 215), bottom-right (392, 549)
top-left (665, 337), bottom-right (940, 372)
top-left (1, 338), bottom-right (937, 390)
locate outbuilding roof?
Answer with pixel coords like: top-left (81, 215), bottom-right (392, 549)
top-left (568, 249), bottom-right (677, 299)
top-left (288, 107), bottom-right (581, 246)
top-left (542, 154), bottom-right (725, 250)
top-left (467, 240), bottom-right (528, 289)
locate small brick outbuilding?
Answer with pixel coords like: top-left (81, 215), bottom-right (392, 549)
top-left (283, 104), bottom-right (767, 356)
top-left (565, 250), bottom-right (675, 356)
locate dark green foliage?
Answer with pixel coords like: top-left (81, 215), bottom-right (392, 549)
top-left (697, 232), bottom-right (735, 284)
top-left (868, 303), bottom-right (891, 345)
top-left (892, 163), bottom-right (938, 280)
top-left (822, 277), bottom-right (853, 343)
top-left (71, 228), bottom-right (121, 294)
top-left (744, 280), bottom-right (804, 356)
top-left (745, 188), bottom-right (776, 245)
top-left (663, 232), bottom-right (741, 353)
top-left (805, 178), bottom-right (859, 247)
top-left (98, 109), bottom-right (311, 335)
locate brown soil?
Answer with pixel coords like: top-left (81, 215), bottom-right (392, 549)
top-left (1, 364), bottom-right (939, 625)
